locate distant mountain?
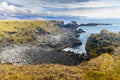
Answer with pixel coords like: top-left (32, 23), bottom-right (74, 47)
top-left (0, 15), bottom-right (88, 20)
top-left (0, 15), bottom-right (120, 25)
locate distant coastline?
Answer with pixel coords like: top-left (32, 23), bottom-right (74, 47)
top-left (79, 23), bottom-right (112, 26)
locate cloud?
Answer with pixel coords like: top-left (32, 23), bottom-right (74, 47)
top-left (41, 0), bottom-right (91, 3)
top-left (0, 2), bottom-right (45, 16)
top-left (61, 1), bottom-right (120, 9)
top-left (0, 0), bottom-right (120, 19)
top-left (2, 0), bottom-right (91, 4)
top-left (0, 2), bottom-right (30, 15)
top-left (54, 7), bottom-right (120, 18)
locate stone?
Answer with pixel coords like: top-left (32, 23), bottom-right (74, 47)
top-left (86, 29), bottom-right (120, 58)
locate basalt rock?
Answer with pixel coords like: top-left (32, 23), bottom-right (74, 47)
top-left (0, 45), bottom-right (84, 65)
top-left (86, 29), bottom-right (120, 58)
top-left (80, 23), bottom-right (111, 26)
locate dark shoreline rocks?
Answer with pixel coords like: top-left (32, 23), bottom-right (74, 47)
top-left (80, 23), bottom-right (112, 26)
top-left (56, 21), bottom-right (79, 29)
top-left (52, 20), bottom-right (85, 37)
top-left (86, 29), bottom-right (120, 58)
top-left (51, 20), bottom-right (85, 32)
top-left (76, 28), bottom-right (85, 33)
top-left (0, 45), bottom-right (84, 66)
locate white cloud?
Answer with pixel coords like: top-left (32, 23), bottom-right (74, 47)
top-left (62, 1), bottom-right (120, 9)
top-left (0, 2), bottom-right (27, 14)
top-left (0, 2), bottom-right (44, 15)
top-left (0, 0), bottom-right (120, 19)
top-left (54, 7), bottom-right (120, 18)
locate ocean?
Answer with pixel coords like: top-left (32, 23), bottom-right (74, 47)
top-left (61, 18), bottom-right (120, 53)
top-left (76, 19), bottom-right (120, 53)
top-left (48, 18), bottom-right (120, 52)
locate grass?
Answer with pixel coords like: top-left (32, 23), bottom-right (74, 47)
top-left (0, 20), bottom-right (59, 45)
top-left (0, 53), bottom-right (120, 80)
top-left (82, 53), bottom-right (120, 80)
top-left (0, 20), bottom-right (58, 32)
top-left (0, 64), bottom-right (85, 80)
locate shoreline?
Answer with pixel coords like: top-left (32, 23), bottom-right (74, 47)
top-left (0, 20), bottom-right (86, 65)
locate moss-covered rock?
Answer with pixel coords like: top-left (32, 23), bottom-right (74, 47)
top-left (86, 29), bottom-right (120, 58)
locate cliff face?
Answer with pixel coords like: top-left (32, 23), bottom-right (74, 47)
top-left (0, 20), bottom-right (82, 65)
top-left (86, 29), bottom-right (120, 58)
top-left (0, 20), bottom-right (81, 49)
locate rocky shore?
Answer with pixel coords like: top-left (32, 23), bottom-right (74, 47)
top-left (79, 23), bottom-right (112, 26)
top-left (86, 29), bottom-right (120, 58)
top-left (0, 20), bottom-right (85, 65)
top-left (0, 45), bottom-right (84, 66)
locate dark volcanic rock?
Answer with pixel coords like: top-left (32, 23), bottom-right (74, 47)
top-left (51, 20), bottom-right (85, 35)
top-left (86, 29), bottom-right (120, 58)
top-left (71, 21), bottom-right (78, 26)
top-left (80, 23), bottom-right (111, 26)
top-left (55, 21), bottom-right (79, 29)
top-left (46, 28), bottom-right (82, 49)
top-left (76, 29), bottom-right (85, 33)
top-left (0, 45), bottom-right (84, 66)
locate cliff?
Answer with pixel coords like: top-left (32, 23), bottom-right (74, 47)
top-left (0, 20), bottom-right (83, 65)
top-left (86, 29), bottom-right (120, 58)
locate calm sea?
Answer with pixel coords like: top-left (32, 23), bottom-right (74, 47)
top-left (48, 18), bottom-right (120, 52)
top-left (76, 19), bottom-right (120, 52)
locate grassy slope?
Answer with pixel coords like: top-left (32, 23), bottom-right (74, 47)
top-left (0, 20), bottom-right (58, 32)
top-left (0, 53), bottom-right (120, 80)
top-left (0, 20), bottom-right (59, 45)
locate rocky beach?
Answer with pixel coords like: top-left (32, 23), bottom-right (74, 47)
top-left (0, 20), bottom-right (86, 65)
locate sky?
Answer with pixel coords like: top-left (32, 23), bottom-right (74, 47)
top-left (0, 0), bottom-right (120, 19)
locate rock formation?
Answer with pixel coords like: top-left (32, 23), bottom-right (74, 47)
top-left (86, 29), bottom-right (120, 58)
top-left (0, 20), bottom-right (83, 65)
top-left (0, 45), bottom-right (84, 66)
top-left (80, 23), bottom-right (111, 26)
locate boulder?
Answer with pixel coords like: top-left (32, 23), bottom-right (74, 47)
top-left (86, 29), bottom-right (120, 58)
top-left (76, 29), bottom-right (85, 33)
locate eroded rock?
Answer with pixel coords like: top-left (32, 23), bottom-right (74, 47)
top-left (86, 29), bottom-right (120, 58)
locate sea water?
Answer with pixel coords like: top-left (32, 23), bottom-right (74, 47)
top-left (77, 21), bottom-right (120, 53)
top-left (50, 18), bottom-right (120, 53)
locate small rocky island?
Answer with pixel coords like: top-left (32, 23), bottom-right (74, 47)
top-left (0, 20), bottom-right (85, 65)
top-left (79, 23), bottom-right (111, 26)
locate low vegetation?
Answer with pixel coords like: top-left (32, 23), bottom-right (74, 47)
top-left (0, 20), bottom-right (59, 46)
top-left (0, 52), bottom-right (120, 80)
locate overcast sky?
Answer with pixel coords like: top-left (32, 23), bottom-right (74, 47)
top-left (0, 0), bottom-right (120, 19)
